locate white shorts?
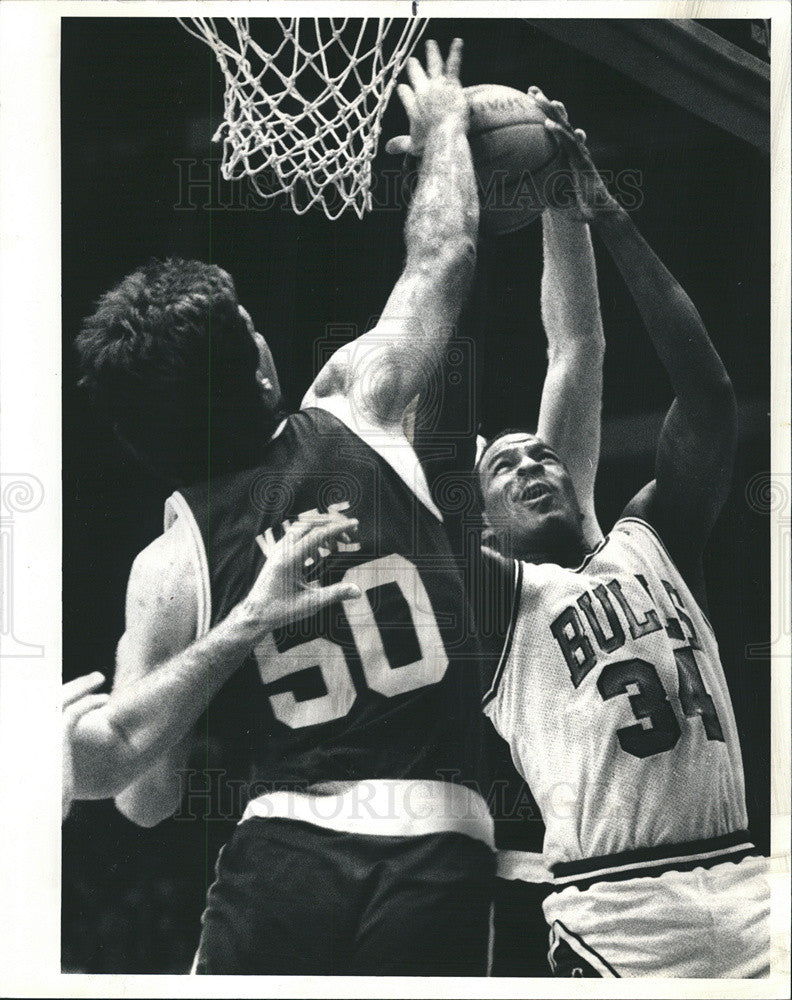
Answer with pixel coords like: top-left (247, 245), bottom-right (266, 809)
top-left (544, 855), bottom-right (770, 978)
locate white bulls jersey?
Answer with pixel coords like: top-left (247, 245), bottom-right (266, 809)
top-left (483, 517), bottom-right (751, 878)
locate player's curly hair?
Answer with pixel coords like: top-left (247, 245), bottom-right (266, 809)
top-left (76, 258), bottom-right (280, 485)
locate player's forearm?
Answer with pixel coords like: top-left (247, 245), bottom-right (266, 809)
top-left (355, 119), bottom-right (478, 423)
top-left (108, 605), bottom-right (262, 768)
top-left (540, 209), bottom-right (605, 359)
top-left (592, 207), bottom-right (732, 407)
top-left (404, 118), bottom-right (479, 316)
top-left (73, 606), bottom-right (263, 797)
top-left (537, 210), bottom-right (605, 539)
top-left (404, 118), bottom-right (479, 266)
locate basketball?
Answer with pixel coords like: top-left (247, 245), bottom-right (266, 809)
top-left (465, 84), bottom-right (567, 235)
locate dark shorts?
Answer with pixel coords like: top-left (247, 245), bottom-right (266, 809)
top-left (194, 817), bottom-right (496, 975)
top-left (491, 876), bottom-right (553, 977)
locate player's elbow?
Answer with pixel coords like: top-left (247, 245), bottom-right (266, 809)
top-left (73, 758), bottom-right (127, 802)
top-left (703, 370), bottom-right (737, 426)
top-left (114, 784), bottom-right (180, 828)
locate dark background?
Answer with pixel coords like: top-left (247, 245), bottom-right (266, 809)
top-left (62, 17), bottom-right (771, 973)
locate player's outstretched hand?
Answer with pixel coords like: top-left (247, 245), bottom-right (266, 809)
top-left (63, 672), bottom-right (108, 820)
top-left (237, 515), bottom-right (362, 642)
top-left (528, 86), bottom-right (621, 222)
top-left (385, 38), bottom-right (467, 157)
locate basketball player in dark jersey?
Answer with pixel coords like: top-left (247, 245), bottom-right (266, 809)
top-left (74, 40), bottom-right (498, 975)
top-left (62, 516), bottom-right (360, 820)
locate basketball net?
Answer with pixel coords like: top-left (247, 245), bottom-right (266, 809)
top-left (180, 16), bottom-right (428, 220)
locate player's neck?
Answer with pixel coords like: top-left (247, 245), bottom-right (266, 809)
top-left (523, 544), bottom-right (588, 569)
top-left (519, 531), bottom-right (589, 569)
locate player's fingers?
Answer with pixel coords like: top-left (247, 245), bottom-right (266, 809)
top-left (573, 127), bottom-right (587, 144)
top-left (545, 118), bottom-right (579, 148)
top-left (62, 672), bottom-right (105, 707)
top-left (289, 518), bottom-right (317, 535)
top-left (385, 134), bottom-right (412, 156)
top-left (291, 517), bottom-right (359, 566)
top-left (64, 692), bottom-right (111, 726)
top-left (444, 37), bottom-right (463, 80)
top-left (396, 83), bottom-right (418, 123)
top-left (425, 39), bottom-right (443, 78)
top-left (530, 87), bottom-right (553, 114)
top-left (255, 521), bottom-right (307, 561)
top-left (406, 56), bottom-right (427, 91)
top-left (306, 581), bottom-right (363, 613)
top-left (551, 100), bottom-right (570, 124)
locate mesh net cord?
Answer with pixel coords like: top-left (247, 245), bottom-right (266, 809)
top-left (179, 17), bottom-right (428, 219)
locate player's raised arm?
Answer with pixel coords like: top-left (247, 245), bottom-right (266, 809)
top-left (532, 93), bottom-right (605, 546)
top-left (308, 39), bottom-right (478, 427)
top-left (546, 108), bottom-right (737, 601)
top-left (66, 515), bottom-right (360, 823)
top-left (536, 207), bottom-right (604, 548)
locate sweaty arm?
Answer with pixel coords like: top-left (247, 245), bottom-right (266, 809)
top-left (68, 515), bottom-right (360, 826)
top-left (307, 40), bottom-right (478, 430)
top-left (536, 208), bottom-right (605, 548)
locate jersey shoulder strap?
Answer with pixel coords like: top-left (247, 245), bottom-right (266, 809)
top-left (301, 391), bottom-right (443, 521)
top-left (480, 550), bottom-right (523, 707)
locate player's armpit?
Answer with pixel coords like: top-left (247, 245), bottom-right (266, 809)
top-left (309, 245), bottom-right (474, 429)
top-left (620, 476), bottom-right (716, 613)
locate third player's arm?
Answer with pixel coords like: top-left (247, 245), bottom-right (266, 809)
top-left (537, 207), bottom-right (605, 547)
top-left (309, 40), bottom-right (478, 427)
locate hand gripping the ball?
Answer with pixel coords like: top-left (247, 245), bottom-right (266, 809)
top-left (385, 38), bottom-right (468, 157)
top-left (528, 86), bottom-right (621, 222)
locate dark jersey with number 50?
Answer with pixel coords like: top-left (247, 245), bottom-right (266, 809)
top-left (169, 407), bottom-right (487, 794)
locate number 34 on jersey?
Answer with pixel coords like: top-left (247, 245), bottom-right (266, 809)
top-left (550, 571), bottom-right (724, 759)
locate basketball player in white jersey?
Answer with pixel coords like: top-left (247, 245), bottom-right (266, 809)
top-left (483, 152), bottom-right (608, 978)
top-left (477, 95), bottom-right (770, 977)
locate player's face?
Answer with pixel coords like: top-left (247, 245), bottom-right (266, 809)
top-left (239, 305), bottom-right (282, 409)
top-left (478, 433), bottom-right (586, 560)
